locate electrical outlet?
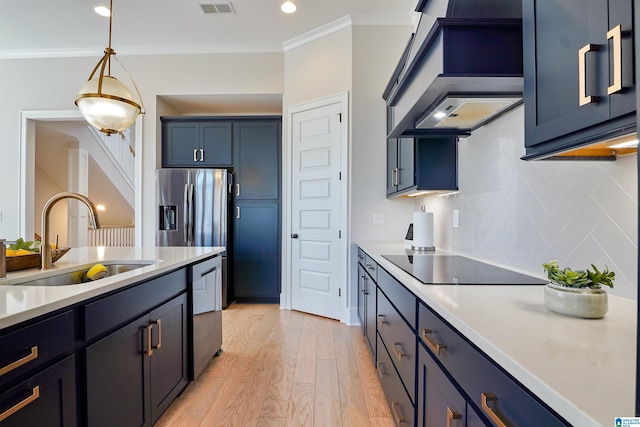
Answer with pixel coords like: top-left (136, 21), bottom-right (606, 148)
top-left (453, 210), bottom-right (459, 228)
top-left (373, 213), bottom-right (385, 225)
top-left (420, 205), bottom-right (426, 212)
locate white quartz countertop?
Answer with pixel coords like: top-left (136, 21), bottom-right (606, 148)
top-left (358, 241), bottom-right (636, 427)
top-left (0, 246), bottom-right (224, 329)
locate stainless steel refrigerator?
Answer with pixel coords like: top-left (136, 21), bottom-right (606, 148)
top-left (155, 168), bottom-right (231, 308)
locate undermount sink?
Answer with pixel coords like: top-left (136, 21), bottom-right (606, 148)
top-left (14, 261), bottom-right (157, 286)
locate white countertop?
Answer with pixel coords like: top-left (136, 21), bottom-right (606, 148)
top-left (0, 246), bottom-right (224, 329)
top-left (358, 241), bottom-right (637, 427)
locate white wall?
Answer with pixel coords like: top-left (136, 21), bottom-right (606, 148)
top-left (350, 25), bottom-right (415, 244)
top-left (416, 105), bottom-right (638, 300)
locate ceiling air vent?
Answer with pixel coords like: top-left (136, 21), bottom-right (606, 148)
top-left (199, 3), bottom-right (235, 14)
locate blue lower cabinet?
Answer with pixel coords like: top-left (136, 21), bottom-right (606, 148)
top-left (233, 201), bottom-right (280, 302)
top-left (0, 356), bottom-right (76, 427)
top-left (417, 342), bottom-right (466, 427)
top-left (377, 333), bottom-right (416, 427)
top-left (418, 302), bottom-right (569, 427)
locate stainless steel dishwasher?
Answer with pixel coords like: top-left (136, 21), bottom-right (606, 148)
top-left (190, 255), bottom-right (223, 379)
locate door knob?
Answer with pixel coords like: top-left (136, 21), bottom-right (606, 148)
top-left (291, 233), bottom-right (299, 239)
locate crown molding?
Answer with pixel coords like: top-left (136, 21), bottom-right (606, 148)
top-left (282, 13), bottom-right (412, 52)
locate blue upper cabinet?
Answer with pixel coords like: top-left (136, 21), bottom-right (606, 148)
top-left (161, 118), bottom-right (233, 167)
top-left (522, 0), bottom-right (636, 160)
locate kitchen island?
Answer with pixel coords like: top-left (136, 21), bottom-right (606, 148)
top-left (0, 245), bottom-right (223, 426)
top-left (358, 241), bottom-right (636, 427)
top-left (0, 246), bottom-right (224, 329)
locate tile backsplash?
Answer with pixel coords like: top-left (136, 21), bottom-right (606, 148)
top-left (417, 105), bottom-right (638, 300)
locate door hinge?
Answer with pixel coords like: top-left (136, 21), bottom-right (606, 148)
top-left (339, 172), bottom-right (342, 180)
top-left (339, 288), bottom-right (341, 297)
top-left (338, 113), bottom-right (342, 122)
top-left (339, 230), bottom-right (341, 239)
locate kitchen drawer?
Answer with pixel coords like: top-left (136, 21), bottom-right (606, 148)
top-left (84, 268), bottom-right (187, 341)
top-left (418, 302), bottom-right (568, 427)
top-left (378, 288), bottom-right (416, 404)
top-left (0, 311), bottom-right (74, 388)
top-left (377, 268), bottom-right (416, 330)
top-left (0, 355), bottom-right (76, 426)
top-left (377, 333), bottom-right (415, 427)
top-left (364, 255), bottom-right (378, 282)
top-left (357, 248), bottom-right (366, 266)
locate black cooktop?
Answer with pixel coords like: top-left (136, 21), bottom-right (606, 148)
top-left (381, 254), bottom-right (548, 285)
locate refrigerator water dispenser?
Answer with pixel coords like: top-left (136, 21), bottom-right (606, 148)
top-left (160, 205), bottom-right (177, 230)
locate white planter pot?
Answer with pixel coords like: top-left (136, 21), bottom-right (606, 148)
top-left (544, 282), bottom-right (608, 319)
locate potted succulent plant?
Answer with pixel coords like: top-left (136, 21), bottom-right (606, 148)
top-left (541, 260), bottom-right (615, 319)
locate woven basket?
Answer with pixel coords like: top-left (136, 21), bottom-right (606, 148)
top-left (6, 248), bottom-right (71, 272)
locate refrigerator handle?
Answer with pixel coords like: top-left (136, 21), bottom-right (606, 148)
top-left (187, 184), bottom-right (195, 243)
top-left (183, 184), bottom-right (190, 243)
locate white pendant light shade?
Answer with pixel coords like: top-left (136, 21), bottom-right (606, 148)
top-left (76, 76), bottom-right (141, 135)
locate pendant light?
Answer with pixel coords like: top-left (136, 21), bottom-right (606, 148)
top-left (75, 0), bottom-right (144, 136)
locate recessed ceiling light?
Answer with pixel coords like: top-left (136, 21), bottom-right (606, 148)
top-left (281, 1), bottom-right (297, 13)
top-left (94, 5), bottom-right (111, 17)
top-left (96, 204), bottom-right (106, 211)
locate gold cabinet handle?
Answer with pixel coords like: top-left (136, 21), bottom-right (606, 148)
top-left (446, 407), bottom-right (462, 427)
top-left (376, 361), bottom-right (386, 379)
top-left (422, 329), bottom-right (446, 356)
top-left (145, 323), bottom-right (154, 356)
top-left (481, 393), bottom-right (507, 427)
top-left (236, 206), bottom-right (240, 219)
top-left (392, 342), bottom-right (406, 360)
top-left (236, 184), bottom-right (240, 196)
top-left (193, 149), bottom-right (198, 162)
top-left (152, 319), bottom-right (162, 350)
top-left (377, 314), bottom-right (387, 328)
top-left (391, 401), bottom-right (406, 424)
top-left (0, 346), bottom-right (38, 377)
top-left (607, 24), bottom-right (622, 95)
top-left (199, 148), bottom-right (204, 162)
top-left (393, 168), bottom-right (400, 187)
top-left (0, 386), bottom-right (40, 422)
top-left (578, 43), bottom-right (600, 106)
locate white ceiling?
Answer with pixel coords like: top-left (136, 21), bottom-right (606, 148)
top-left (1, 0), bottom-right (415, 59)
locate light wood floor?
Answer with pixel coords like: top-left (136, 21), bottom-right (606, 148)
top-left (156, 304), bottom-right (394, 427)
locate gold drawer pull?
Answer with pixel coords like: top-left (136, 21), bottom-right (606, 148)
top-left (145, 324), bottom-right (154, 356)
top-left (0, 346), bottom-right (38, 377)
top-left (391, 401), bottom-right (406, 424)
top-left (481, 392), bottom-right (507, 427)
top-left (376, 361), bottom-right (386, 379)
top-left (392, 342), bottom-right (406, 360)
top-left (607, 24), bottom-right (622, 95)
top-left (377, 314), bottom-right (387, 328)
top-left (446, 407), bottom-right (462, 427)
top-left (152, 319), bottom-right (162, 350)
top-left (578, 43), bottom-right (600, 106)
top-left (422, 329), bottom-right (446, 355)
top-left (0, 386), bottom-right (40, 422)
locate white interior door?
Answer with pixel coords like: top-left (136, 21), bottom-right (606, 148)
top-left (290, 102), bottom-right (343, 320)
